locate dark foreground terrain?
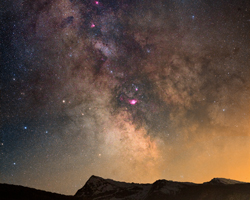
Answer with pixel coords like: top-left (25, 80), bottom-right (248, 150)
top-left (1, 176), bottom-right (250, 200)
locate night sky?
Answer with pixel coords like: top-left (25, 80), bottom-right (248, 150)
top-left (1, 0), bottom-right (250, 195)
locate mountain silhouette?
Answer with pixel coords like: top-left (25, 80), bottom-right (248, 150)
top-left (1, 176), bottom-right (250, 200)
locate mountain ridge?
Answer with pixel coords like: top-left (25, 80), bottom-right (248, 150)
top-left (1, 176), bottom-right (250, 200)
top-left (75, 176), bottom-right (249, 200)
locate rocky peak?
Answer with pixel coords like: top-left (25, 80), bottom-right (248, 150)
top-left (75, 175), bottom-right (115, 197)
top-left (205, 178), bottom-right (245, 185)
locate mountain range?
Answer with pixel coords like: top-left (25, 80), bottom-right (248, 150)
top-left (1, 175), bottom-right (250, 200)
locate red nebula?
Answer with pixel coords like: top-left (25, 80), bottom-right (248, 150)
top-left (129, 99), bottom-right (138, 105)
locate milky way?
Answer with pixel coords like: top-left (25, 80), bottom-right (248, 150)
top-left (1, 0), bottom-right (250, 195)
